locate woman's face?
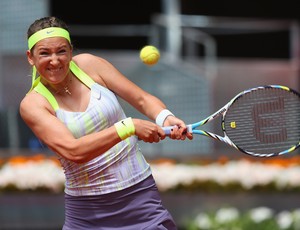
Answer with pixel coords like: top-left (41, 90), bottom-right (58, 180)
top-left (27, 37), bottom-right (73, 84)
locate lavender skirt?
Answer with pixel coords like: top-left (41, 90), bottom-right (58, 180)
top-left (62, 175), bottom-right (177, 230)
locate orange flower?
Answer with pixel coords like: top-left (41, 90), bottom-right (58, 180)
top-left (28, 154), bottom-right (46, 162)
top-left (8, 155), bottom-right (28, 165)
top-left (149, 158), bottom-right (176, 165)
top-left (6, 154), bottom-right (57, 166)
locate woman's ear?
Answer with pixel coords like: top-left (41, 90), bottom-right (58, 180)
top-left (26, 50), bottom-right (34, 66)
top-left (70, 44), bottom-right (73, 55)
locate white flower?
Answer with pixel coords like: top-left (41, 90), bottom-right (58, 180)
top-left (292, 209), bottom-right (300, 229)
top-left (276, 211), bottom-right (293, 229)
top-left (150, 160), bottom-right (300, 192)
top-left (0, 160), bottom-right (65, 193)
top-left (215, 207), bottom-right (240, 224)
top-left (194, 212), bottom-right (212, 229)
top-left (276, 167), bottom-right (300, 189)
top-left (249, 206), bottom-right (274, 223)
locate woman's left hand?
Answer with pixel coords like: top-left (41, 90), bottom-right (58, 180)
top-left (162, 116), bottom-right (193, 140)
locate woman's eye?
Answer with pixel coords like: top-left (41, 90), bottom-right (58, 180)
top-left (40, 52), bottom-right (49, 56)
top-left (58, 49), bottom-right (66, 54)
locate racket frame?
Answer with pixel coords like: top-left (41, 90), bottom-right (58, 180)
top-left (163, 85), bottom-right (300, 157)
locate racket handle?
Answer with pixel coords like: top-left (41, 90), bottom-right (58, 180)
top-left (162, 126), bottom-right (174, 135)
top-left (162, 125), bottom-right (192, 136)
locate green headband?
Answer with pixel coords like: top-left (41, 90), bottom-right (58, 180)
top-left (28, 27), bottom-right (71, 50)
top-left (27, 27), bottom-right (71, 93)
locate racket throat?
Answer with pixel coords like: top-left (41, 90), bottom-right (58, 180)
top-left (187, 124), bottom-right (193, 133)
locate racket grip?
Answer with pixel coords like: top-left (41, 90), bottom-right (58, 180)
top-left (162, 126), bottom-right (174, 136)
top-left (162, 124), bottom-right (193, 136)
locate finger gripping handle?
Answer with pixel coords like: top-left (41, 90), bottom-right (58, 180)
top-left (162, 124), bottom-right (192, 135)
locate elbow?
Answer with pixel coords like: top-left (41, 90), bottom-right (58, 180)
top-left (64, 147), bottom-right (92, 164)
top-left (67, 154), bottom-right (89, 164)
top-left (50, 140), bottom-right (91, 164)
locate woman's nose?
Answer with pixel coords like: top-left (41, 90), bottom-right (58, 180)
top-left (50, 54), bottom-right (59, 64)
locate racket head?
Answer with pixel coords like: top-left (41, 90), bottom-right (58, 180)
top-left (222, 85), bottom-right (300, 157)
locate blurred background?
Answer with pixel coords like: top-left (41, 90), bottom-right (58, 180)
top-left (0, 0), bottom-right (300, 229)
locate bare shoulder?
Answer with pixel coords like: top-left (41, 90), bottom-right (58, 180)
top-left (72, 53), bottom-right (116, 86)
top-left (73, 53), bottom-right (109, 67)
top-left (19, 92), bottom-right (37, 116)
top-left (19, 92), bottom-right (54, 124)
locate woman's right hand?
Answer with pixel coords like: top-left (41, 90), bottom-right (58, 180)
top-left (133, 119), bottom-right (166, 143)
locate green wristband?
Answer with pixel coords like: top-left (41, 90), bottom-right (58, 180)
top-left (114, 117), bottom-right (135, 140)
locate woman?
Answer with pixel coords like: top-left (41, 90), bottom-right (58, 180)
top-left (20, 16), bottom-right (193, 230)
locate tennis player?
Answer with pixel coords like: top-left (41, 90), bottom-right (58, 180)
top-left (19, 16), bottom-right (193, 229)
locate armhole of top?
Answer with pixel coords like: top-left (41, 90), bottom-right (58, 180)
top-left (34, 80), bottom-right (59, 111)
top-left (70, 61), bottom-right (95, 89)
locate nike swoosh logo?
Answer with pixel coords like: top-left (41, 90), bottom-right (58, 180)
top-left (121, 121), bottom-right (126, 126)
top-left (46, 30), bottom-right (54, 34)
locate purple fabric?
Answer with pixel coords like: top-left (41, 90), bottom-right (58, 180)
top-left (63, 175), bottom-right (177, 230)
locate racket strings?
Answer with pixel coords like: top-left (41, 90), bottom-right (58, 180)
top-left (224, 87), bottom-right (300, 156)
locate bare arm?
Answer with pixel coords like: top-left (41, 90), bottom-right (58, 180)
top-left (20, 90), bottom-right (167, 163)
top-left (74, 54), bottom-right (193, 140)
top-left (19, 93), bottom-right (123, 163)
top-left (73, 54), bottom-right (165, 120)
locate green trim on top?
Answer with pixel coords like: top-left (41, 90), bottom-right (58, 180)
top-left (69, 61), bottom-right (95, 88)
top-left (33, 60), bottom-right (95, 111)
top-left (34, 81), bottom-right (59, 110)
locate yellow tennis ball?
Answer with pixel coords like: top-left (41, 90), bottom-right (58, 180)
top-left (140, 45), bottom-right (160, 65)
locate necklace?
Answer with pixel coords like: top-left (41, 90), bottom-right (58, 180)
top-left (55, 74), bottom-right (73, 95)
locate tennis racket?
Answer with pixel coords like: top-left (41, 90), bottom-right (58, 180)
top-left (163, 85), bottom-right (300, 157)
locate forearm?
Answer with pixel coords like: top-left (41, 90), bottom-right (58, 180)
top-left (49, 125), bottom-right (121, 164)
top-left (135, 93), bottom-right (167, 121)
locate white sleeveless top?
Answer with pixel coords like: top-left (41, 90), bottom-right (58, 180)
top-left (33, 61), bottom-right (152, 196)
